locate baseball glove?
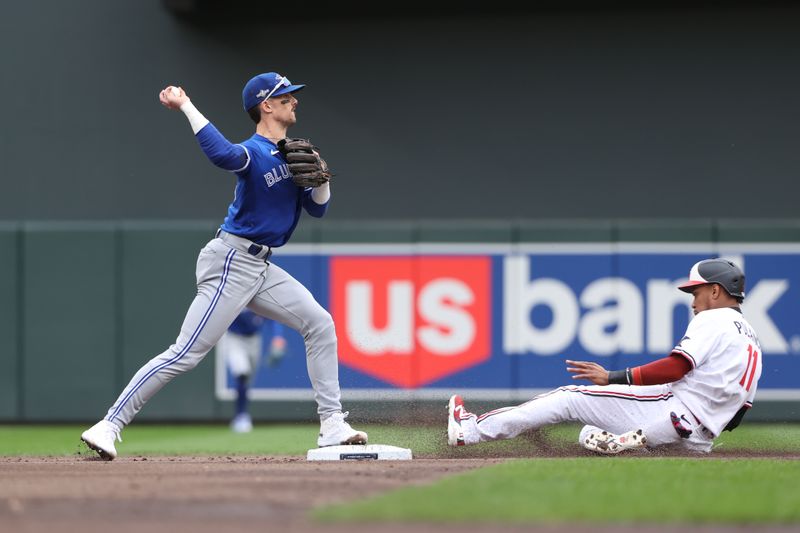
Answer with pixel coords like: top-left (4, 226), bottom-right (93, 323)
top-left (277, 138), bottom-right (332, 188)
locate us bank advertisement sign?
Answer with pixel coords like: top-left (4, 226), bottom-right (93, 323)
top-left (216, 244), bottom-right (800, 401)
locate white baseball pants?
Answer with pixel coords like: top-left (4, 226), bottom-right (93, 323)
top-left (460, 384), bottom-right (714, 453)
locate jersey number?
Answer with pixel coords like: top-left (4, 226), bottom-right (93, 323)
top-left (739, 344), bottom-right (759, 392)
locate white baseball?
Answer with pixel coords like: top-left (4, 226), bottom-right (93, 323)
top-left (171, 86), bottom-right (181, 97)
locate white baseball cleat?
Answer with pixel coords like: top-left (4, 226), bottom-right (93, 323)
top-left (81, 420), bottom-right (122, 461)
top-left (317, 411), bottom-right (368, 447)
top-left (582, 428), bottom-right (647, 455)
top-left (447, 394), bottom-right (466, 447)
top-left (230, 413), bottom-right (253, 433)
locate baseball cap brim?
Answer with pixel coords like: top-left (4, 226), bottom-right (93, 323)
top-left (678, 280), bottom-right (710, 293)
top-left (271, 84), bottom-right (305, 97)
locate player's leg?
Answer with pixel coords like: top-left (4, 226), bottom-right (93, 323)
top-left (453, 385), bottom-right (673, 448)
top-left (452, 388), bottom-right (577, 445)
top-left (606, 395), bottom-right (714, 453)
top-left (247, 263), bottom-right (341, 417)
top-left (104, 243), bottom-right (261, 427)
top-left (82, 241), bottom-right (264, 459)
top-left (246, 262), bottom-right (367, 446)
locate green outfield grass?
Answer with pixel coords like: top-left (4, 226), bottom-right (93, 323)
top-left (313, 423), bottom-right (800, 525)
top-left (0, 422), bottom-right (799, 456)
top-left (315, 458), bottom-right (800, 524)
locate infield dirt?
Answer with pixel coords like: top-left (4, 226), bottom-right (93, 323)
top-left (0, 456), bottom-right (505, 533)
top-left (1, 453), bottom-right (798, 533)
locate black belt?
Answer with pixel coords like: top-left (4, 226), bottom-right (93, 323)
top-left (246, 242), bottom-right (273, 261)
top-left (215, 229), bottom-right (273, 262)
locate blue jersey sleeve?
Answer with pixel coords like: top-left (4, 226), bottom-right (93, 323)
top-left (302, 188), bottom-right (329, 218)
top-left (195, 123), bottom-right (250, 172)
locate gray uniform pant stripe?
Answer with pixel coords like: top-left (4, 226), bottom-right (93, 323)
top-left (105, 237), bottom-right (342, 427)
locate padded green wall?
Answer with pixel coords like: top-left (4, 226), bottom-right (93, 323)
top-left (21, 224), bottom-right (118, 420)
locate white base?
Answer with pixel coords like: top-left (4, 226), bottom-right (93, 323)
top-left (306, 444), bottom-right (413, 461)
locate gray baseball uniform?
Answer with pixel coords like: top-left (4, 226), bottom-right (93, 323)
top-left (106, 234), bottom-right (342, 427)
top-left (104, 74), bottom-right (343, 427)
top-left (80, 73), bottom-right (367, 460)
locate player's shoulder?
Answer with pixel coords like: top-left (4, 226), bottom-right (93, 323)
top-left (239, 134), bottom-right (265, 151)
top-left (691, 307), bottom-right (748, 334)
top-left (688, 307), bottom-right (726, 329)
top-left (240, 135), bottom-right (282, 160)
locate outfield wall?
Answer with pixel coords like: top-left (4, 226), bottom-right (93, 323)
top-left (1, 219), bottom-right (799, 423)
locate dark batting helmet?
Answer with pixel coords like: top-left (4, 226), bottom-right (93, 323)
top-left (678, 259), bottom-right (746, 300)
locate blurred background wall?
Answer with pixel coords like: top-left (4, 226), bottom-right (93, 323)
top-left (1, 0), bottom-right (798, 221)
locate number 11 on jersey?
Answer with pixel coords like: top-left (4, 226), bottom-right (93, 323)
top-left (740, 344), bottom-right (759, 392)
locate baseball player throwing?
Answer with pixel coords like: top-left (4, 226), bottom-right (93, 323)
top-left (448, 259), bottom-right (761, 454)
top-left (81, 72), bottom-right (367, 460)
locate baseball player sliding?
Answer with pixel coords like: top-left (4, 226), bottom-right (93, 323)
top-left (448, 259), bottom-right (762, 454)
top-left (81, 72), bottom-right (367, 460)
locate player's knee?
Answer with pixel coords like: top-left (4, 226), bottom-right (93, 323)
top-left (182, 352), bottom-right (206, 372)
top-left (167, 342), bottom-right (211, 371)
top-left (306, 307), bottom-right (335, 337)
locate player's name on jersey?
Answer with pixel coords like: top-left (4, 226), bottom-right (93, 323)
top-left (264, 163), bottom-right (291, 187)
top-left (733, 321), bottom-right (760, 347)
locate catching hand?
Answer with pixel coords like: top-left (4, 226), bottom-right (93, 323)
top-left (277, 138), bottom-right (332, 187)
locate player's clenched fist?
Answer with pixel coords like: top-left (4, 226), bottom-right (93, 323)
top-left (159, 85), bottom-right (189, 109)
top-left (565, 360), bottom-right (610, 385)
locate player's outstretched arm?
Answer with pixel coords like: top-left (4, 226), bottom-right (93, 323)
top-left (158, 85), bottom-right (249, 173)
top-left (567, 354), bottom-right (692, 386)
